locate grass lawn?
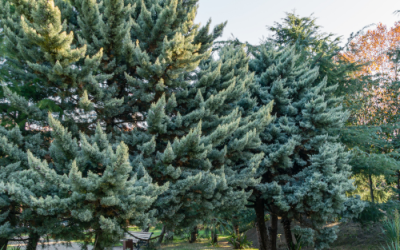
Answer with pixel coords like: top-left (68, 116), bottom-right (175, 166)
top-left (128, 226), bottom-right (163, 236)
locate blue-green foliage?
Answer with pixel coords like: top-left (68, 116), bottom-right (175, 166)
top-left (248, 44), bottom-right (365, 249)
top-left (30, 115), bottom-right (167, 249)
top-left (0, 124), bottom-right (62, 248)
top-left (0, 0), bottom-right (273, 248)
top-left (0, 115), bottom-right (167, 249)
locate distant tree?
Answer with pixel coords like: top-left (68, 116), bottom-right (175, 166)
top-left (342, 22), bottom-right (400, 125)
top-left (340, 125), bottom-right (400, 203)
top-left (341, 22), bottom-right (400, 202)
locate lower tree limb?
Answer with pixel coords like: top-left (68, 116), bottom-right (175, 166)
top-left (269, 214), bottom-right (278, 250)
top-left (254, 198), bottom-right (270, 250)
top-left (282, 218), bottom-right (294, 250)
top-left (189, 226), bottom-right (197, 243)
top-left (26, 231), bottom-right (40, 250)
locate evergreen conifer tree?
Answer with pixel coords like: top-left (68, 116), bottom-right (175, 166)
top-left (0, 0), bottom-right (48, 130)
top-left (267, 12), bottom-right (367, 100)
top-left (29, 114), bottom-right (167, 250)
top-left (0, 113), bottom-right (167, 250)
top-left (167, 43), bottom-right (273, 240)
top-left (0, 0), bottom-right (273, 248)
top-left (0, 125), bottom-right (50, 250)
top-left (247, 44), bottom-right (365, 250)
top-left (341, 125), bottom-right (400, 203)
top-left (115, 40), bottom-right (273, 237)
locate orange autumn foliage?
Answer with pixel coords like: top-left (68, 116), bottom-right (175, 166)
top-left (342, 22), bottom-right (400, 125)
top-left (343, 22), bottom-right (400, 78)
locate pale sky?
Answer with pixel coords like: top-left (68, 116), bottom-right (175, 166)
top-left (196, 0), bottom-right (400, 45)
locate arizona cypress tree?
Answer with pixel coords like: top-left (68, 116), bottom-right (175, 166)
top-left (247, 44), bottom-right (365, 250)
top-left (0, 0), bottom-right (273, 247)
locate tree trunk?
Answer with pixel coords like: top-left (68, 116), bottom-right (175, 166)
top-left (254, 198), bottom-right (269, 250)
top-left (269, 214), bottom-right (278, 250)
top-left (157, 225), bottom-right (166, 245)
top-left (211, 230), bottom-right (218, 244)
top-left (0, 238), bottom-right (8, 250)
top-left (233, 216), bottom-right (240, 235)
top-left (93, 231), bottom-right (104, 250)
top-left (26, 232), bottom-right (40, 250)
top-left (233, 216), bottom-right (240, 249)
top-left (282, 218), bottom-right (294, 250)
top-left (255, 220), bottom-right (263, 250)
top-left (368, 173), bottom-right (375, 203)
top-left (189, 226), bottom-right (197, 243)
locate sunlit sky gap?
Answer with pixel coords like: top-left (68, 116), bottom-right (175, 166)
top-left (196, 0), bottom-right (400, 45)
